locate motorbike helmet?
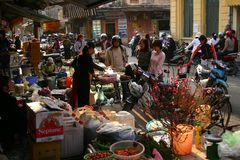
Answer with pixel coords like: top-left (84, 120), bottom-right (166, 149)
top-left (100, 33), bottom-right (107, 39)
top-left (161, 32), bottom-right (167, 38)
top-left (111, 35), bottom-right (121, 45)
top-left (136, 33), bottom-right (141, 37)
top-left (218, 32), bottom-right (224, 37)
top-left (225, 30), bottom-right (232, 37)
top-left (195, 32), bottom-right (202, 38)
top-left (167, 34), bottom-right (172, 38)
top-left (212, 32), bottom-right (217, 38)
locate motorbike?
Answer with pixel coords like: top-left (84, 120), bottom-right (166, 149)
top-left (170, 47), bottom-right (191, 65)
top-left (194, 60), bottom-right (228, 94)
top-left (122, 67), bottom-right (175, 111)
top-left (222, 52), bottom-right (239, 76)
top-left (122, 67), bottom-right (153, 111)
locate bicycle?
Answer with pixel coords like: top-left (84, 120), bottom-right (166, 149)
top-left (199, 87), bottom-right (232, 135)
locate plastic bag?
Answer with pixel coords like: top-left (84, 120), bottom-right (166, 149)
top-left (138, 90), bottom-right (153, 113)
top-left (96, 122), bottom-right (136, 143)
top-left (84, 115), bottom-right (107, 145)
top-left (95, 86), bottom-right (108, 105)
top-left (129, 81), bottom-right (143, 98)
top-left (218, 131), bottom-right (240, 158)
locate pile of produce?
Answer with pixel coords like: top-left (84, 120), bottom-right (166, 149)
top-left (115, 147), bottom-right (139, 156)
top-left (84, 151), bottom-right (114, 160)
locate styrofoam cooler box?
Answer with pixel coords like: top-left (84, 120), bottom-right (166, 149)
top-left (61, 116), bottom-right (84, 158)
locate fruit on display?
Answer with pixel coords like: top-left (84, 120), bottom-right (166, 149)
top-left (84, 152), bottom-right (113, 160)
top-left (115, 147), bottom-right (139, 156)
top-left (38, 87), bottom-right (51, 96)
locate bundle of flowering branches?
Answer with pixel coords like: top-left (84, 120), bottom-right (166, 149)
top-left (148, 78), bottom-right (208, 133)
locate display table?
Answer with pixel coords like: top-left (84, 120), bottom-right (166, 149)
top-left (93, 71), bottom-right (130, 106)
top-left (43, 53), bottom-right (61, 60)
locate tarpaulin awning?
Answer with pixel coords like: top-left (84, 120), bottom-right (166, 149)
top-left (226, 0), bottom-right (240, 6)
top-left (3, 3), bottom-right (58, 23)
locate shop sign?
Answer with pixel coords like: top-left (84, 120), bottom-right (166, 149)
top-left (92, 20), bottom-right (101, 38)
top-left (151, 11), bottom-right (170, 20)
top-left (118, 18), bottom-right (128, 38)
top-left (43, 21), bottom-right (60, 32)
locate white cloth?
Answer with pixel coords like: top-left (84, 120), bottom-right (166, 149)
top-left (111, 47), bottom-right (124, 71)
top-left (185, 38), bottom-right (200, 53)
top-left (210, 38), bottom-right (219, 46)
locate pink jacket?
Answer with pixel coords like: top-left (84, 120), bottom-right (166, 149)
top-left (149, 51), bottom-right (166, 76)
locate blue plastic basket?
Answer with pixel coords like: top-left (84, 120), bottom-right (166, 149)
top-left (25, 76), bottom-right (38, 86)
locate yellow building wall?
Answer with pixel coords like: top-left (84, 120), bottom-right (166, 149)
top-left (170, 0), bottom-right (177, 39)
top-left (193, 0), bottom-right (206, 34)
top-left (170, 0), bottom-right (183, 40)
top-left (170, 0), bottom-right (230, 41)
top-left (219, 0), bottom-right (230, 32)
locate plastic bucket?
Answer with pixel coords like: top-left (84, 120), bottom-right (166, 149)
top-left (66, 77), bottom-right (72, 88)
top-left (172, 124), bottom-right (194, 156)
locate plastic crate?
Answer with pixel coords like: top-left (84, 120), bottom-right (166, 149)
top-left (29, 138), bottom-right (61, 160)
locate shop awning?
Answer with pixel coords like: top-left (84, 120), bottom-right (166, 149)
top-left (63, 4), bottom-right (97, 18)
top-left (46, 0), bottom-right (115, 9)
top-left (226, 0), bottom-right (240, 6)
top-left (2, 3), bottom-right (58, 23)
top-left (2, 0), bottom-right (116, 19)
top-left (62, 0), bottom-right (116, 18)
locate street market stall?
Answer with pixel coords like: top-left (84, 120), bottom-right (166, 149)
top-left (1, 56), bottom-right (240, 160)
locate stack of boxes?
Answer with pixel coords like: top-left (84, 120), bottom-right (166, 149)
top-left (27, 100), bottom-right (84, 160)
top-left (29, 41), bottom-right (41, 75)
top-left (27, 102), bottom-right (64, 160)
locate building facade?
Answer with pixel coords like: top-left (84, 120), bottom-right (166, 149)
top-left (170, 0), bottom-right (232, 42)
top-left (64, 0), bottom-right (170, 43)
top-left (226, 0), bottom-right (240, 41)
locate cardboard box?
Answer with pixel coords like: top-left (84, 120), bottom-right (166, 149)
top-left (29, 138), bottom-right (61, 160)
top-left (27, 102), bottom-right (64, 142)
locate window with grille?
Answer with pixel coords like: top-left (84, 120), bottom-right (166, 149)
top-left (184, 0), bottom-right (193, 37)
top-left (206, 0), bottom-right (219, 36)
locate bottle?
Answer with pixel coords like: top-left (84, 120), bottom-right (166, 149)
top-left (195, 123), bottom-right (202, 150)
